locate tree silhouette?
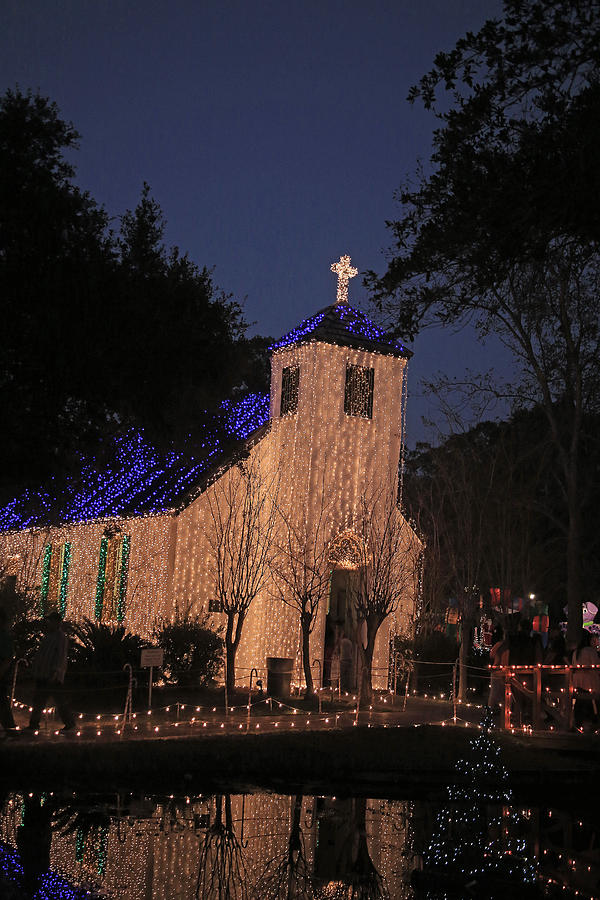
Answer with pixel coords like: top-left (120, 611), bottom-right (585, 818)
top-left (368, 1), bottom-right (600, 645)
top-left (251, 794), bottom-right (314, 899)
top-left (206, 458), bottom-right (279, 691)
top-left (314, 798), bottom-right (389, 900)
top-left (350, 489), bottom-right (420, 703)
top-left (196, 794), bottom-right (247, 900)
top-left (271, 483), bottom-right (333, 697)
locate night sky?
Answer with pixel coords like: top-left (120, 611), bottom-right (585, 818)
top-left (1, 0), bottom-right (510, 446)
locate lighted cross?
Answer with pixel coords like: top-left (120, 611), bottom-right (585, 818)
top-left (330, 254), bottom-right (358, 305)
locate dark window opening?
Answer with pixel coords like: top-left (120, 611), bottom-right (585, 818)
top-left (344, 365), bottom-right (374, 419)
top-left (208, 596), bottom-right (224, 613)
top-left (280, 366), bottom-right (299, 416)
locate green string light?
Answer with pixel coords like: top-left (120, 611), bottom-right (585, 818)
top-left (95, 537), bottom-right (108, 620)
top-left (39, 544), bottom-right (52, 615)
top-left (58, 542), bottom-right (71, 618)
top-left (117, 535), bottom-right (130, 622)
top-left (97, 824), bottom-right (109, 875)
top-left (75, 826), bottom-right (85, 863)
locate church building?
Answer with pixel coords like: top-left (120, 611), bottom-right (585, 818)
top-left (0, 256), bottom-right (420, 689)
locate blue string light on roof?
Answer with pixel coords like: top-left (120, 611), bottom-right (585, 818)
top-left (0, 392), bottom-right (270, 531)
top-left (268, 311), bottom-right (327, 352)
top-left (336, 305), bottom-right (407, 353)
top-left (270, 305), bottom-right (406, 354)
top-left (222, 392), bottom-right (270, 438)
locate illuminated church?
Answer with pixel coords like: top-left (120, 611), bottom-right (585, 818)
top-left (0, 257), bottom-right (419, 689)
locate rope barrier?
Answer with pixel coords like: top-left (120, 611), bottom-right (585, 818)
top-left (9, 692), bottom-right (483, 739)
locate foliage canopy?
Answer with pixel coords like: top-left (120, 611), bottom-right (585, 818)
top-left (0, 88), bottom-right (270, 503)
top-left (368, 0), bottom-right (600, 642)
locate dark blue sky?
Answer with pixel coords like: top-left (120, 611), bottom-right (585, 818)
top-left (2, 0), bottom-right (509, 446)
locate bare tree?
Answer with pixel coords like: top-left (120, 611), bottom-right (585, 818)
top-left (351, 491), bottom-right (420, 705)
top-left (313, 798), bottom-right (389, 900)
top-left (196, 794), bottom-right (247, 900)
top-left (206, 457), bottom-right (279, 692)
top-left (251, 794), bottom-right (314, 900)
top-left (271, 486), bottom-right (332, 697)
top-left (404, 411), bottom-right (559, 698)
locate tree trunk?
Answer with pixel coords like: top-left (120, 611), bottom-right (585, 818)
top-left (360, 640), bottom-right (375, 705)
top-left (301, 613), bottom-right (313, 697)
top-left (351, 796), bottom-right (380, 884)
top-left (225, 611), bottom-right (245, 693)
top-left (359, 615), bottom-right (382, 705)
top-left (225, 638), bottom-right (236, 694)
top-left (288, 795), bottom-right (302, 868)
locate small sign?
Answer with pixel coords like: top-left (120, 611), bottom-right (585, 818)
top-left (140, 648), bottom-right (164, 668)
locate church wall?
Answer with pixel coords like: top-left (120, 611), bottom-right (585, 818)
top-left (0, 513), bottom-right (174, 638)
top-left (268, 341), bottom-right (413, 690)
top-left (170, 339), bottom-right (418, 689)
top-left (170, 431), bottom-right (300, 684)
top-left (1, 336), bottom-right (418, 691)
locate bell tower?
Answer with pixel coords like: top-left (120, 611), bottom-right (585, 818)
top-left (268, 255), bottom-right (411, 526)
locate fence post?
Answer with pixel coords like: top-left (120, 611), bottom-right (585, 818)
top-left (452, 658), bottom-right (458, 723)
top-left (504, 668), bottom-right (512, 730)
top-left (10, 658), bottom-right (27, 708)
top-left (247, 669), bottom-right (258, 732)
top-left (402, 661), bottom-right (412, 712)
top-left (567, 665), bottom-right (574, 730)
top-left (534, 665), bottom-right (542, 731)
top-left (122, 663), bottom-right (134, 727)
top-left (312, 658), bottom-right (323, 716)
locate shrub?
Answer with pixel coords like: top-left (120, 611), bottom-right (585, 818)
top-left (69, 618), bottom-right (149, 679)
top-left (154, 615), bottom-right (223, 686)
top-left (0, 572), bottom-right (43, 662)
top-left (412, 629), bottom-right (459, 694)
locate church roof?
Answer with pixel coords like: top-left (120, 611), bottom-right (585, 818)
top-left (0, 260), bottom-right (410, 531)
top-left (269, 302), bottom-right (411, 358)
top-left (0, 393), bottom-right (270, 531)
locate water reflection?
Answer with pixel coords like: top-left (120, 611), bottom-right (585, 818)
top-left (0, 788), bottom-right (598, 898)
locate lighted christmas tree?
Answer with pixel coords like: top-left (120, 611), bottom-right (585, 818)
top-left (414, 711), bottom-right (539, 897)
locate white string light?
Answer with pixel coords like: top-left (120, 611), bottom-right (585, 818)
top-left (330, 254), bottom-right (358, 305)
top-left (1, 259), bottom-right (418, 692)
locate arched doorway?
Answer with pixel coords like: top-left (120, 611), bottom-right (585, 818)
top-left (323, 531), bottom-right (363, 691)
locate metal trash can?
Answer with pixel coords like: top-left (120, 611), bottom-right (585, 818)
top-left (266, 657), bottom-right (294, 698)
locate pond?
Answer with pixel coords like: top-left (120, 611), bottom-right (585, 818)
top-left (1, 787), bottom-right (598, 899)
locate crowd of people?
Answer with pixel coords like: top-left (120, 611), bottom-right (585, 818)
top-left (487, 617), bottom-right (600, 729)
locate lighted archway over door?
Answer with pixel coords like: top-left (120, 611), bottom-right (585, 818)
top-left (323, 530), bottom-right (365, 690)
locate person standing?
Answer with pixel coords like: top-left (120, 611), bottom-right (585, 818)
top-left (487, 625), bottom-right (509, 714)
top-left (330, 626), bottom-right (341, 694)
top-left (27, 611), bottom-right (74, 733)
top-left (340, 633), bottom-right (355, 693)
top-left (0, 607), bottom-right (17, 735)
top-left (571, 630), bottom-right (600, 729)
top-left (508, 618), bottom-right (541, 725)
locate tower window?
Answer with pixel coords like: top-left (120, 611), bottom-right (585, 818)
top-left (344, 365), bottom-right (374, 419)
top-left (280, 366), bottom-right (299, 416)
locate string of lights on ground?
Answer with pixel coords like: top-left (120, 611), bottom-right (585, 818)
top-left (7, 657), bottom-right (599, 741)
top-left (6, 690), bottom-right (500, 741)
